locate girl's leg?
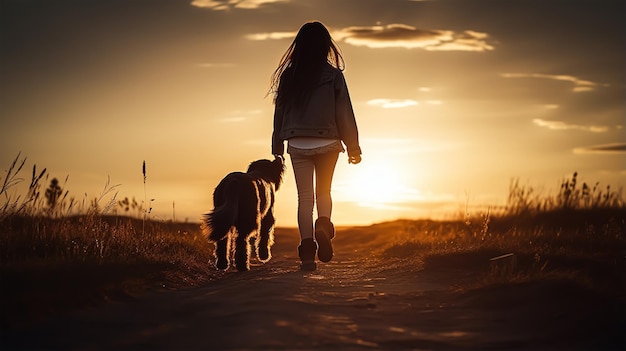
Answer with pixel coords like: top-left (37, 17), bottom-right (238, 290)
top-left (291, 154), bottom-right (318, 270)
top-left (313, 151), bottom-right (339, 263)
top-left (313, 151), bottom-right (340, 218)
top-left (290, 154), bottom-right (315, 240)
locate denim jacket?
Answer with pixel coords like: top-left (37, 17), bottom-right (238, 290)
top-left (272, 65), bottom-right (361, 156)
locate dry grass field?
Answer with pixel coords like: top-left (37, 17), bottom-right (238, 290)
top-left (1, 154), bottom-right (624, 349)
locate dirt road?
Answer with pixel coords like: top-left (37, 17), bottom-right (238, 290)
top-left (3, 226), bottom-right (623, 350)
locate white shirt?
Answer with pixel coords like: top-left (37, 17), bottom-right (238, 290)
top-left (288, 137), bottom-right (338, 149)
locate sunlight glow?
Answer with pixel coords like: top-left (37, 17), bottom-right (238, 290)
top-left (334, 158), bottom-right (423, 208)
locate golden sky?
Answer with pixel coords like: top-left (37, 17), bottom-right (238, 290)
top-left (1, 0), bottom-right (624, 225)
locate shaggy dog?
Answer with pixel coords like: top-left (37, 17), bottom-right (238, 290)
top-left (203, 156), bottom-right (284, 271)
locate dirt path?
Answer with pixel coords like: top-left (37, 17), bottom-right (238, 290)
top-left (3, 227), bottom-right (623, 350)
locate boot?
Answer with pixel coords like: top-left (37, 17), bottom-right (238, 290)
top-left (298, 238), bottom-right (318, 271)
top-left (315, 217), bottom-right (335, 263)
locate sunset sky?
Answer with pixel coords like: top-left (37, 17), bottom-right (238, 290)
top-left (1, 0), bottom-right (624, 225)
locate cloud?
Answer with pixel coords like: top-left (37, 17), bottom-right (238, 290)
top-left (501, 73), bottom-right (601, 92)
top-left (245, 23), bottom-right (494, 52)
top-left (336, 24), bottom-right (493, 51)
top-left (244, 31), bottom-right (296, 41)
top-left (573, 143), bottom-right (626, 154)
top-left (541, 104), bottom-right (559, 110)
top-left (217, 109), bottom-right (262, 123)
top-left (196, 62), bottom-right (236, 68)
top-left (532, 118), bottom-right (609, 133)
top-left (191, 0), bottom-right (287, 11)
top-left (367, 98), bottom-right (418, 108)
top-left (218, 117), bottom-right (247, 123)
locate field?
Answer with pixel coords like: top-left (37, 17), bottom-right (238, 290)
top-left (1, 155), bottom-right (624, 349)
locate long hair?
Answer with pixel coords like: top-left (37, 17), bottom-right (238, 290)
top-left (269, 21), bottom-right (345, 108)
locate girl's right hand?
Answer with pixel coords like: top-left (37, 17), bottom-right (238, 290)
top-left (348, 154), bottom-right (361, 164)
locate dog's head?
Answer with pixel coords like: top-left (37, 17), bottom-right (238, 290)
top-left (247, 156), bottom-right (285, 190)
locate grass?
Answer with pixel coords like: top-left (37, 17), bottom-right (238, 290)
top-left (369, 196), bottom-right (625, 298)
top-left (1, 154), bottom-right (625, 330)
top-left (0, 154), bottom-right (218, 329)
top-left (507, 172), bottom-right (623, 215)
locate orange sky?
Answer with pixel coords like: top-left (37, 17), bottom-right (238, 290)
top-left (1, 0), bottom-right (624, 225)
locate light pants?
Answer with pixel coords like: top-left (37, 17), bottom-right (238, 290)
top-left (289, 151), bottom-right (340, 240)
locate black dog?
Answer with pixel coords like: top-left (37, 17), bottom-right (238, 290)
top-left (203, 156), bottom-right (284, 271)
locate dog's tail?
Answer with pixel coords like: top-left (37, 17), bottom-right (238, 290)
top-left (204, 175), bottom-right (241, 242)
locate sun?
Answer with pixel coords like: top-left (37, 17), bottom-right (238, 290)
top-left (333, 157), bottom-right (422, 208)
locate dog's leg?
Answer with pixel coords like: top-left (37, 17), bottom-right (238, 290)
top-left (233, 183), bottom-right (258, 271)
top-left (257, 213), bottom-right (275, 262)
top-left (234, 229), bottom-right (252, 271)
top-left (215, 236), bottom-right (230, 270)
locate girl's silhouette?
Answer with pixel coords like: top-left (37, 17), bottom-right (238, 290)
top-left (270, 21), bottom-right (361, 271)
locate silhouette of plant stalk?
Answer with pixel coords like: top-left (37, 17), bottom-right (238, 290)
top-left (0, 152), bottom-right (49, 218)
top-left (88, 176), bottom-right (120, 216)
top-left (1, 153), bottom-right (121, 219)
top-left (141, 161), bottom-right (154, 235)
top-left (143, 161), bottom-right (147, 235)
top-left (0, 152), bottom-right (27, 218)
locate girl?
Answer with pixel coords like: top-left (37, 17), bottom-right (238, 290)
top-left (270, 21), bottom-right (361, 270)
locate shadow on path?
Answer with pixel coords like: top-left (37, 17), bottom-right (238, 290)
top-left (3, 227), bottom-right (624, 350)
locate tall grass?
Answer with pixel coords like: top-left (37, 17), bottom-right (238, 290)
top-left (0, 152), bottom-right (48, 219)
top-left (1, 153), bottom-right (217, 328)
top-left (506, 172), bottom-right (624, 216)
top-left (0, 153), bottom-right (213, 280)
top-left (375, 172), bottom-right (625, 294)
